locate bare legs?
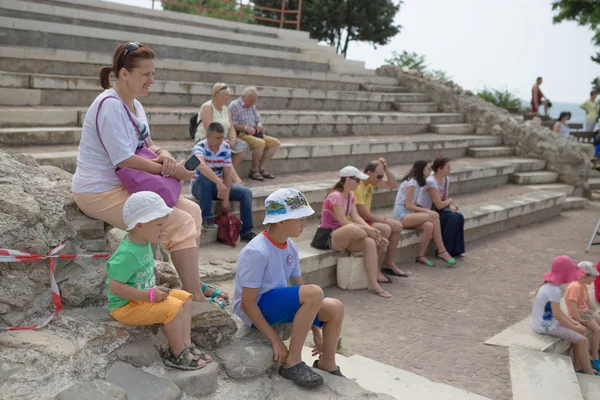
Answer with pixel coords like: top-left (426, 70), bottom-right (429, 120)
top-left (284, 285), bottom-right (324, 368)
top-left (259, 144), bottom-right (279, 173)
top-left (398, 212), bottom-right (453, 263)
top-left (171, 248), bottom-right (229, 302)
top-left (573, 335), bottom-right (594, 375)
top-left (231, 151), bottom-right (245, 184)
top-left (371, 222), bottom-right (405, 276)
top-left (316, 298), bottom-right (344, 371)
top-left (163, 304), bottom-right (198, 364)
top-left (330, 225), bottom-right (390, 297)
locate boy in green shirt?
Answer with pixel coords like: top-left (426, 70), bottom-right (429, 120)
top-left (107, 191), bottom-right (212, 370)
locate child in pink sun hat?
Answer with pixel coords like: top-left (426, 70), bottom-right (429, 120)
top-left (531, 256), bottom-right (596, 375)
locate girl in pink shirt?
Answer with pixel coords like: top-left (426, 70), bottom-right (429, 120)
top-left (311, 166), bottom-right (391, 298)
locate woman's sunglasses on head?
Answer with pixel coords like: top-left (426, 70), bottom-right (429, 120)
top-left (119, 42), bottom-right (140, 70)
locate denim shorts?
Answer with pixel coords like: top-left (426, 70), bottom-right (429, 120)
top-left (393, 204), bottom-right (412, 221)
top-left (252, 285), bottom-right (324, 328)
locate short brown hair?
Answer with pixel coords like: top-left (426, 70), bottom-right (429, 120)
top-left (432, 157), bottom-right (450, 172)
top-left (98, 42), bottom-right (155, 89)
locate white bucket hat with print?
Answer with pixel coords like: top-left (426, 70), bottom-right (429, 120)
top-left (262, 188), bottom-right (314, 224)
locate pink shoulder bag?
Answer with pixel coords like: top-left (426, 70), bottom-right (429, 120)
top-left (95, 96), bottom-right (183, 207)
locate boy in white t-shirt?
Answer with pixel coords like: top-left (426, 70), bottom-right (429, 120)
top-left (233, 188), bottom-right (345, 388)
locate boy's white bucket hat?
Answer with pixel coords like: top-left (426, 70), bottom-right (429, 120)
top-left (263, 188), bottom-right (314, 224)
top-left (123, 191), bottom-right (173, 230)
top-left (339, 166), bottom-right (368, 180)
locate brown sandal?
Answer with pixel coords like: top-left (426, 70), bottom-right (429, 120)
top-left (260, 169), bottom-right (275, 179)
top-left (248, 170), bottom-right (264, 181)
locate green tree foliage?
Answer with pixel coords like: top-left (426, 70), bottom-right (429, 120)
top-left (161, 0), bottom-right (255, 23)
top-left (253, 0), bottom-right (402, 58)
top-left (385, 50), bottom-right (451, 80)
top-left (385, 50), bottom-right (426, 72)
top-left (477, 87), bottom-right (522, 110)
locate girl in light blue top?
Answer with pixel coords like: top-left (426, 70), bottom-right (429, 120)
top-left (392, 160), bottom-right (456, 267)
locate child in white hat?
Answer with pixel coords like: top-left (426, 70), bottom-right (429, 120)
top-left (233, 188), bottom-right (345, 388)
top-left (565, 261), bottom-right (600, 371)
top-left (107, 191), bottom-right (212, 371)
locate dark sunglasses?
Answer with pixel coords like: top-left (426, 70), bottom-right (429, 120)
top-left (215, 85), bottom-right (229, 95)
top-left (119, 42), bottom-right (140, 70)
top-left (349, 177), bottom-right (361, 183)
top-left (376, 174), bottom-right (384, 180)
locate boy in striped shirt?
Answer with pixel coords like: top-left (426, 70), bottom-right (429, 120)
top-left (191, 122), bottom-right (256, 241)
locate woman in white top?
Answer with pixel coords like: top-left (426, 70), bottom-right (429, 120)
top-left (552, 111), bottom-right (571, 138)
top-left (416, 157), bottom-right (465, 257)
top-left (72, 42), bottom-right (228, 304)
top-left (195, 82), bottom-right (247, 184)
top-left (392, 160), bottom-right (456, 267)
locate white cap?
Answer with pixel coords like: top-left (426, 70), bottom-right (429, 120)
top-left (262, 188), bottom-right (314, 224)
top-left (577, 261), bottom-right (599, 276)
top-left (123, 191), bottom-right (174, 231)
top-left (339, 166), bottom-right (368, 180)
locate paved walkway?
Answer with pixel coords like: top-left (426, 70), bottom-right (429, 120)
top-left (321, 207), bottom-right (600, 400)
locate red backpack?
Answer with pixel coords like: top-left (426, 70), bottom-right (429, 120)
top-left (214, 210), bottom-right (241, 247)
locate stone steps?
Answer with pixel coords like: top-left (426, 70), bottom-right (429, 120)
top-left (8, 134), bottom-right (501, 177)
top-left (510, 171), bottom-right (560, 185)
top-left (186, 157), bottom-right (546, 239)
top-left (360, 83), bottom-right (410, 93)
top-left (2, 16), bottom-right (333, 74)
top-left (0, 45), bottom-right (395, 92)
top-left (578, 374), bottom-right (600, 400)
top-left (0, 106), bottom-right (466, 138)
top-left (484, 316), bottom-right (571, 355)
top-left (588, 177), bottom-right (600, 190)
top-left (431, 123), bottom-right (474, 135)
top-left (393, 102), bottom-right (438, 113)
top-left (509, 347), bottom-right (584, 400)
top-left (467, 146), bottom-right (516, 158)
top-left (199, 189), bottom-right (566, 286)
top-left (563, 196), bottom-right (587, 211)
top-left (300, 347), bottom-right (492, 400)
top-left (0, 71), bottom-right (424, 111)
top-left (0, 0), bottom-right (306, 57)
top-left (525, 183), bottom-right (576, 196)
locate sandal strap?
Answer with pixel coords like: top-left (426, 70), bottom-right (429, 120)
top-left (202, 284), bottom-right (221, 299)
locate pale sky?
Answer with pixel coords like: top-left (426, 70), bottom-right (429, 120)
top-left (108, 0), bottom-right (598, 103)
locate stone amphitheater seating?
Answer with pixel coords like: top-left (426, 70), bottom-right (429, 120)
top-left (0, 0), bottom-right (587, 286)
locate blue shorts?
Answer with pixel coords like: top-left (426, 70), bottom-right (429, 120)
top-left (393, 204), bottom-right (412, 221)
top-left (252, 285), bottom-right (324, 328)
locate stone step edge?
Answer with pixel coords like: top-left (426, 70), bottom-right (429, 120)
top-left (509, 347), bottom-right (584, 400)
top-left (300, 347), bottom-right (493, 400)
top-left (22, 134), bottom-right (502, 158)
top-left (484, 316), bottom-right (571, 355)
top-left (4, 16), bottom-right (330, 67)
top-left (202, 191), bottom-right (566, 278)
top-left (1, 0), bottom-right (313, 53)
top-left (0, 72), bottom-right (425, 103)
top-left (0, 45), bottom-right (397, 87)
top-left (33, 0), bottom-right (312, 41)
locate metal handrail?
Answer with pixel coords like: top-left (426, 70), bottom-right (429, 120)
top-left (152, 0), bottom-right (303, 30)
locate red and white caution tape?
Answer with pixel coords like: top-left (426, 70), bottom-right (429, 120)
top-left (0, 244), bottom-right (110, 331)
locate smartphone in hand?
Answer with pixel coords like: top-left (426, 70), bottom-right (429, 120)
top-left (184, 155), bottom-right (201, 171)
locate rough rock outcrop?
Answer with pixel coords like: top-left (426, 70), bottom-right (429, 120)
top-left (376, 66), bottom-right (591, 190)
top-left (0, 150), bottom-right (108, 327)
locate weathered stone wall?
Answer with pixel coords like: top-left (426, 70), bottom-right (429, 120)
top-left (0, 150), bottom-right (107, 327)
top-left (377, 66), bottom-right (591, 190)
